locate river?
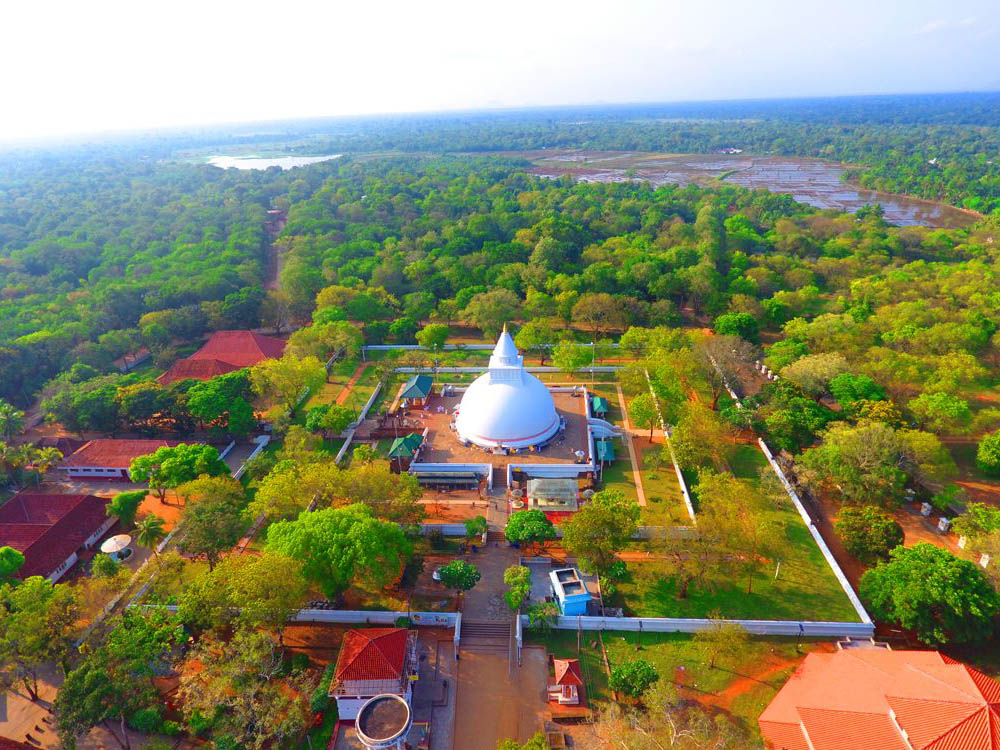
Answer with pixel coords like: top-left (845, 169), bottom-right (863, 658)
top-left (524, 151), bottom-right (978, 229)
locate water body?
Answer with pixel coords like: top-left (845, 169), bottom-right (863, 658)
top-left (206, 154), bottom-right (341, 170)
top-left (524, 151), bottom-right (978, 229)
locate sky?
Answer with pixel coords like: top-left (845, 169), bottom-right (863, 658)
top-left (2, 0), bottom-right (999, 142)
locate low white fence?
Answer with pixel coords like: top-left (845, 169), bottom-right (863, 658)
top-left (394, 366), bottom-right (623, 373)
top-left (644, 369), bottom-right (696, 521)
top-left (291, 609), bottom-right (458, 626)
top-left (519, 614), bottom-right (873, 638)
top-left (233, 435), bottom-right (271, 480)
top-left (334, 380), bottom-right (384, 465)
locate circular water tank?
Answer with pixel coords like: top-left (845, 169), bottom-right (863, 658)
top-left (355, 694), bottom-right (412, 749)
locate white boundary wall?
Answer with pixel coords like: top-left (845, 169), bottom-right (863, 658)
top-left (644, 369), bottom-right (697, 521)
top-left (518, 615), bottom-right (873, 638)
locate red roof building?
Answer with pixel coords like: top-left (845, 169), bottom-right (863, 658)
top-left (0, 493), bottom-right (116, 581)
top-left (61, 439), bottom-right (180, 479)
top-left (549, 658), bottom-right (584, 706)
top-left (759, 649), bottom-right (1000, 750)
top-left (157, 330), bottom-right (285, 385)
top-left (329, 628), bottom-right (416, 720)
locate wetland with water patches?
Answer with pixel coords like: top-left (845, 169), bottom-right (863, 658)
top-left (522, 151), bottom-right (979, 228)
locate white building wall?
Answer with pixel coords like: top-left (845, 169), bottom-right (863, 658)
top-left (47, 552), bottom-right (78, 583)
top-left (85, 516), bottom-right (118, 548)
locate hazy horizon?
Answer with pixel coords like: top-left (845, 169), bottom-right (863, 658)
top-left (4, 0), bottom-right (999, 143)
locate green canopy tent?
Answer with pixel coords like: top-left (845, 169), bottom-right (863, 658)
top-left (596, 439), bottom-right (615, 464)
top-left (591, 396), bottom-right (610, 417)
top-left (388, 432), bottom-right (424, 459)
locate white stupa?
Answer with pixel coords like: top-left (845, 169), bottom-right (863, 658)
top-left (454, 327), bottom-right (561, 449)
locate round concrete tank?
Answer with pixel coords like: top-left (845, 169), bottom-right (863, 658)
top-left (354, 693), bottom-right (412, 750)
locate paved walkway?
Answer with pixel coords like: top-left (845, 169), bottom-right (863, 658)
top-left (615, 383), bottom-right (647, 506)
top-left (335, 364), bottom-right (369, 405)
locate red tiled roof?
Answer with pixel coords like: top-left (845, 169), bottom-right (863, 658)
top-left (0, 738), bottom-right (36, 750)
top-left (0, 493), bottom-right (112, 579)
top-left (62, 439), bottom-right (179, 469)
top-left (156, 330), bottom-right (283, 385)
top-left (335, 628), bottom-right (408, 683)
top-left (156, 358), bottom-right (240, 385)
top-left (759, 650), bottom-right (1000, 750)
top-left (190, 330), bottom-right (285, 368)
top-left (554, 659), bottom-right (584, 687)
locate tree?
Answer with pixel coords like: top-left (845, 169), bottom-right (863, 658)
top-left (178, 629), bottom-right (314, 750)
top-left (693, 621), bottom-right (750, 669)
top-left (186, 371), bottom-right (255, 437)
top-left (464, 515), bottom-right (488, 545)
top-left (178, 488), bottom-right (246, 571)
top-left (572, 293), bottom-right (628, 338)
top-left (304, 403), bottom-right (354, 438)
top-left (860, 543), bottom-right (1000, 645)
top-left (561, 489), bottom-right (639, 574)
top-left (55, 608), bottom-right (181, 750)
top-left (693, 333), bottom-right (758, 409)
top-left (667, 402), bottom-right (729, 469)
top-left (0, 546), bottom-right (25, 583)
top-left (249, 353), bottom-right (326, 416)
top-left (609, 658), bottom-right (659, 698)
top-left (698, 471), bottom-right (783, 594)
top-left (134, 515), bottom-right (166, 560)
top-left (106, 490), bottom-right (146, 529)
top-left (129, 443), bottom-right (230, 501)
top-left (503, 565), bottom-right (532, 612)
top-left (504, 510), bottom-right (557, 553)
top-left (977, 430), bottom-right (1000, 476)
top-left (416, 323), bottom-right (449, 353)
top-left (29, 446), bottom-right (63, 484)
top-left (526, 602), bottom-right (559, 633)
top-left (266, 504), bottom-right (411, 599)
top-left (91, 553), bottom-right (121, 579)
top-left (713, 312), bottom-right (759, 342)
top-left (829, 373), bottom-right (886, 406)
top-left (908, 392), bottom-right (972, 434)
top-left (0, 577), bottom-right (80, 700)
top-left (437, 560), bottom-right (481, 598)
top-left (952, 502), bottom-right (1000, 548)
top-left (835, 505), bottom-right (904, 564)
top-left (514, 319), bottom-right (558, 365)
top-left (179, 552), bottom-right (307, 640)
top-left (463, 289), bottom-right (521, 338)
top-left (629, 392), bottom-right (659, 442)
top-left (551, 339), bottom-right (592, 378)
top-left (780, 352), bottom-right (849, 398)
top-left (0, 400), bottom-right (25, 439)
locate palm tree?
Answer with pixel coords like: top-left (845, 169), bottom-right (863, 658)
top-left (0, 401), bottom-right (24, 440)
top-left (134, 515), bottom-right (167, 562)
top-left (29, 446), bottom-right (62, 486)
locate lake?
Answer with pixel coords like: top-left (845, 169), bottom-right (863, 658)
top-left (207, 154), bottom-right (341, 170)
top-left (523, 151), bottom-right (978, 229)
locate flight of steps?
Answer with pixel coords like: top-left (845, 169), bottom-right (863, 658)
top-left (486, 530), bottom-right (506, 544)
top-left (460, 619), bottom-right (511, 652)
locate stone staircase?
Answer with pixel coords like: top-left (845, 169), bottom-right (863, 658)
top-left (486, 530), bottom-right (506, 544)
top-left (460, 619), bottom-right (511, 652)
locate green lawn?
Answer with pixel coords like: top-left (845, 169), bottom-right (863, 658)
top-left (600, 455), bottom-right (638, 503)
top-left (727, 444), bottom-right (768, 480)
top-left (614, 502), bottom-right (860, 621)
top-left (638, 445), bottom-right (691, 525)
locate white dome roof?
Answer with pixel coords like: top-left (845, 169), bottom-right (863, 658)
top-left (455, 331), bottom-right (560, 449)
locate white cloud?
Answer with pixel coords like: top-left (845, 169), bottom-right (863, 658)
top-left (917, 17), bottom-right (976, 33)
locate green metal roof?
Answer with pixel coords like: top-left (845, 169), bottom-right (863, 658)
top-left (591, 396), bottom-right (610, 413)
top-left (387, 432), bottom-right (424, 458)
top-left (400, 374), bottom-right (433, 399)
top-left (596, 440), bottom-right (615, 462)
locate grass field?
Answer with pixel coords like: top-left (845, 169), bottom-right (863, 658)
top-left (527, 629), bottom-right (828, 738)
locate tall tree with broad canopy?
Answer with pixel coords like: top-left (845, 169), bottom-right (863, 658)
top-left (0, 546), bottom-right (25, 583)
top-left (463, 289), bottom-right (521, 339)
top-left (266, 504), bottom-right (411, 600)
top-left (551, 340), bottom-right (592, 378)
top-left (609, 658), bottom-right (659, 698)
top-left (249, 353), bottom-right (326, 416)
top-left (55, 608), bottom-right (182, 750)
top-left (514, 319), bottom-right (559, 365)
top-left (977, 430), bottom-right (1000, 476)
top-left (437, 560), bottom-right (481, 599)
top-left (692, 333), bottom-right (758, 409)
top-left (860, 543), bottom-right (1000, 645)
top-left (128, 443), bottom-right (229, 501)
top-left (177, 483), bottom-right (246, 571)
top-left (179, 628), bottom-right (316, 750)
top-left (561, 489), bottom-right (639, 574)
top-left (0, 577), bottom-right (80, 700)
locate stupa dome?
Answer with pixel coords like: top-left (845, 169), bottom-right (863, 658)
top-left (454, 329), bottom-right (560, 449)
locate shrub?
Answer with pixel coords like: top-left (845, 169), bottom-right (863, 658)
top-left (161, 721), bottom-right (182, 737)
top-left (290, 652), bottom-right (311, 672)
top-left (188, 710), bottom-right (214, 736)
top-left (311, 663), bottom-right (337, 713)
top-left (128, 707), bottom-right (163, 733)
